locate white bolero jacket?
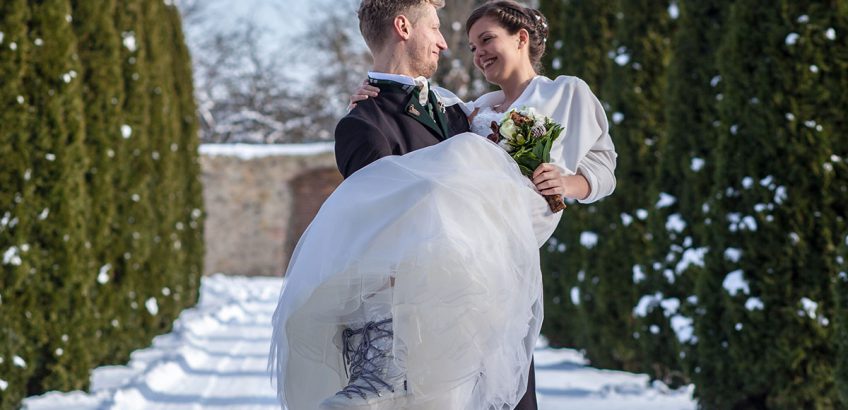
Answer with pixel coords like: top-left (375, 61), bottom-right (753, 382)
top-left (435, 75), bottom-right (617, 204)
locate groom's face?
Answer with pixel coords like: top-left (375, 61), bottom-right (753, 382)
top-left (405, 5), bottom-right (447, 78)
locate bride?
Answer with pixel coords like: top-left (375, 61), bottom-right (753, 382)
top-left (269, 1), bottom-right (617, 409)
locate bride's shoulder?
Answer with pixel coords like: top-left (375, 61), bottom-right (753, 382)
top-left (536, 75), bottom-right (593, 94)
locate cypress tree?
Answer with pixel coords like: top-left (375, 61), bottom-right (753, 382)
top-left (578, 0), bottom-right (675, 372)
top-left (69, 0), bottom-right (125, 368)
top-left (1, 2), bottom-right (202, 407)
top-left (0, 1), bottom-right (33, 407)
top-left (839, 238), bottom-right (848, 406)
top-left (539, 0), bottom-right (617, 350)
top-left (137, 0), bottom-right (184, 335)
top-left (820, 0), bottom-right (848, 404)
top-left (640, 0), bottom-right (729, 386)
top-left (23, 0), bottom-right (93, 392)
top-left (164, 3), bottom-right (204, 308)
top-left (107, 0), bottom-right (155, 361)
top-left (695, 1), bottom-right (841, 407)
top-left (820, 0), bottom-right (848, 403)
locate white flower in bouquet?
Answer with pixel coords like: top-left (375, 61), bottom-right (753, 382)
top-left (499, 118), bottom-right (517, 142)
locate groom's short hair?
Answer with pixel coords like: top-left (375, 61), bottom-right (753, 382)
top-left (358, 0), bottom-right (445, 51)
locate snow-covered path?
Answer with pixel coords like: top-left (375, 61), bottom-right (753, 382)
top-left (24, 275), bottom-right (695, 410)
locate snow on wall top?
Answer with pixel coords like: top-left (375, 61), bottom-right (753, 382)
top-left (199, 142), bottom-right (334, 160)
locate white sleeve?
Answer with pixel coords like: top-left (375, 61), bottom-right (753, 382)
top-left (542, 77), bottom-right (617, 203)
top-left (576, 149), bottom-right (617, 203)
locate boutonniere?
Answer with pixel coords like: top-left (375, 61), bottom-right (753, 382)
top-left (407, 104), bottom-right (421, 116)
top-left (437, 100), bottom-right (446, 114)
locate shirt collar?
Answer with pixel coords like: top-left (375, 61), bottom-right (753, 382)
top-left (368, 71), bottom-right (423, 87)
top-left (369, 72), bottom-right (432, 105)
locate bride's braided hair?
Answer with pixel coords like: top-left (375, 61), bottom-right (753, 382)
top-left (466, 1), bottom-right (550, 72)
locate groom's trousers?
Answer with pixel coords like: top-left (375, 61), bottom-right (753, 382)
top-left (514, 359), bottom-right (537, 410)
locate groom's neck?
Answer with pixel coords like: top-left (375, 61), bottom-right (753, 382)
top-left (372, 49), bottom-right (417, 78)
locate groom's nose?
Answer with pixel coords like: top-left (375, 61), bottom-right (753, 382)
top-left (436, 32), bottom-right (447, 52)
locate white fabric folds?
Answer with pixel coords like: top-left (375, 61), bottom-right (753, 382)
top-left (270, 133), bottom-right (558, 409)
top-left (270, 75), bottom-right (616, 410)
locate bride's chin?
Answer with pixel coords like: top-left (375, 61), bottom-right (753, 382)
top-left (482, 70), bottom-right (500, 84)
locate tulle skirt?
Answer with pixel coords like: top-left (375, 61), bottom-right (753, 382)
top-left (269, 133), bottom-right (562, 409)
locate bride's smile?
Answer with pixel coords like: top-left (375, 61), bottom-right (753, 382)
top-left (467, 15), bottom-right (537, 105)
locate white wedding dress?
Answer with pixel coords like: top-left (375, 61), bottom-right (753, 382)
top-left (270, 76), bottom-right (616, 410)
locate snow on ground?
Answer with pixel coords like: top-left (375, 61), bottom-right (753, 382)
top-left (24, 275), bottom-right (695, 410)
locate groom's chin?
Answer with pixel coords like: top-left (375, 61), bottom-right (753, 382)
top-left (420, 61), bottom-right (439, 78)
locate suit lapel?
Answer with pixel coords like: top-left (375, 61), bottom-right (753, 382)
top-left (403, 92), bottom-right (445, 140)
top-left (429, 91), bottom-right (451, 139)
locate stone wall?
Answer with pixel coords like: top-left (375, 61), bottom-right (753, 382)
top-left (199, 143), bottom-right (342, 276)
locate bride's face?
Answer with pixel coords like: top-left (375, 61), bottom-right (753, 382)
top-left (468, 17), bottom-right (528, 85)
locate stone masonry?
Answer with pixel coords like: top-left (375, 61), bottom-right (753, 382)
top-left (199, 144), bottom-right (342, 276)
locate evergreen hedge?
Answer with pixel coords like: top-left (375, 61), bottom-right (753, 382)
top-left (538, 0), bottom-right (616, 353)
top-left (540, 0), bottom-right (848, 407)
top-left (642, 0), bottom-right (728, 388)
top-left (0, 1), bottom-right (203, 408)
top-left (540, 0), bottom-right (676, 375)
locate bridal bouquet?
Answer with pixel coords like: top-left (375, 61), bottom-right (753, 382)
top-left (488, 107), bottom-right (566, 213)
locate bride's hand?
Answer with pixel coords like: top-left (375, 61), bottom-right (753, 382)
top-left (348, 80), bottom-right (380, 111)
top-left (532, 164), bottom-right (591, 200)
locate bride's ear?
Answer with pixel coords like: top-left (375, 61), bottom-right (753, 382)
top-left (394, 15), bottom-right (413, 40)
top-left (517, 29), bottom-right (530, 49)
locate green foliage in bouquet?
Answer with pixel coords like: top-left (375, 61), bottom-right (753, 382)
top-left (496, 108), bottom-right (564, 177)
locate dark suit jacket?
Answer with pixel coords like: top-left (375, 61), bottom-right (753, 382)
top-left (334, 82), bottom-right (470, 178)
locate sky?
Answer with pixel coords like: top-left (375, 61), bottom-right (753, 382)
top-left (197, 0), bottom-right (314, 38)
top-left (179, 0), bottom-right (361, 90)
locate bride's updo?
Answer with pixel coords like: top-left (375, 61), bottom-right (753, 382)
top-left (466, 1), bottom-right (550, 72)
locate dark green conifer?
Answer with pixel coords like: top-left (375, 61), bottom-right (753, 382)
top-left (140, 0), bottom-right (182, 334)
top-left (576, 0), bottom-right (675, 373)
top-left (164, 3), bottom-right (204, 307)
top-left (539, 0), bottom-right (617, 350)
top-left (641, 0), bottom-right (729, 387)
top-left (0, 1), bottom-right (33, 407)
top-left (23, 0), bottom-right (92, 392)
top-left (0, 1), bottom-right (202, 406)
top-left (695, 2), bottom-right (842, 407)
top-left (69, 0), bottom-right (124, 367)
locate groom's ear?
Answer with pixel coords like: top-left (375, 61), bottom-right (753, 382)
top-left (393, 15), bottom-right (413, 41)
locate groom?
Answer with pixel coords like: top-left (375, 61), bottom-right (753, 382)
top-left (334, 0), bottom-right (467, 178)
top-left (328, 0), bottom-right (537, 409)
